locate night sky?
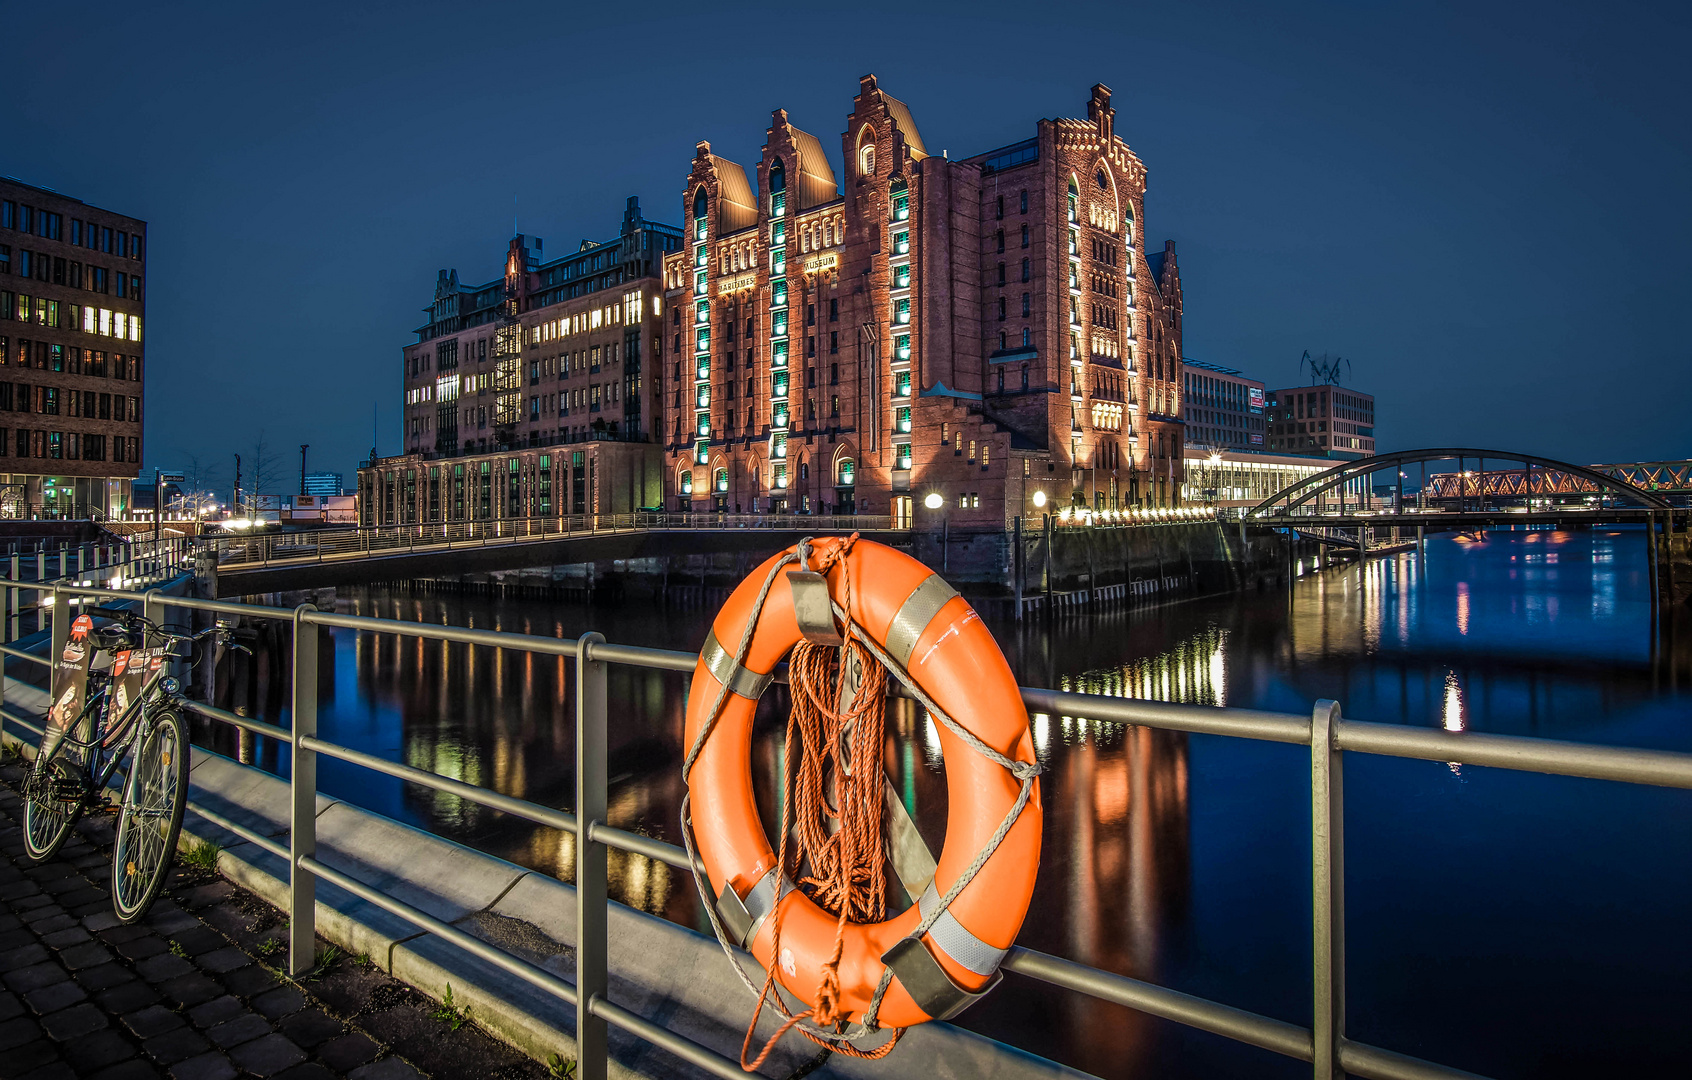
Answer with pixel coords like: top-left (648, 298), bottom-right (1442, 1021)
top-left (8, 1), bottom-right (1688, 490)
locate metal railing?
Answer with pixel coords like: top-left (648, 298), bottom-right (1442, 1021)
top-left (4, 581), bottom-right (1691, 1080)
top-left (210, 513), bottom-right (902, 570)
top-left (0, 534), bottom-right (193, 642)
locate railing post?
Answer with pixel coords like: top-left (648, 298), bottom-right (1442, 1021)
top-left (8, 553), bottom-right (17, 641)
top-left (1311, 699), bottom-right (1344, 1079)
top-left (289, 605), bottom-right (320, 976)
top-left (48, 587), bottom-right (68, 696)
top-left (575, 631), bottom-right (608, 1080)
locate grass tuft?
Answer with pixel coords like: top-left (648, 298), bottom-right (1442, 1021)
top-left (430, 982), bottom-right (469, 1031)
top-left (179, 839), bottom-right (221, 871)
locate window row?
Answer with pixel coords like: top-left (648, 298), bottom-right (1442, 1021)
top-left (1, 292), bottom-right (142, 341)
top-left (0, 338), bottom-right (140, 379)
top-left (0, 246), bottom-right (141, 298)
top-left (0, 202), bottom-right (141, 259)
top-left (0, 428), bottom-right (133, 461)
top-left (0, 383), bottom-right (137, 419)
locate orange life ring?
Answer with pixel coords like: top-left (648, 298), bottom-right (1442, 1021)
top-left (682, 536), bottom-right (1041, 1030)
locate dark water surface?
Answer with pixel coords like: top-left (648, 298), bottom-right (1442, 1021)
top-left (220, 527), bottom-right (1692, 1079)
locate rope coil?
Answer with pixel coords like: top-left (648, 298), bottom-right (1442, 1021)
top-left (680, 536), bottom-right (1039, 1072)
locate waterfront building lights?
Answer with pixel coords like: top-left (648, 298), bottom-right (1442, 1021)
top-left (924, 491), bottom-right (944, 510)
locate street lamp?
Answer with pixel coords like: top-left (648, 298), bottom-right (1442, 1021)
top-left (1031, 489), bottom-right (1047, 509)
top-left (1206, 451), bottom-right (1222, 506)
top-left (924, 491), bottom-right (950, 572)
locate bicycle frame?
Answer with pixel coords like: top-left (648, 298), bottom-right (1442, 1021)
top-left (31, 638), bottom-right (181, 810)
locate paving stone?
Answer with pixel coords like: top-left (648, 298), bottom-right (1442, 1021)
top-left (0, 927), bottom-right (35, 951)
top-left (157, 973), bottom-right (222, 1009)
top-left (95, 980), bottom-right (161, 1015)
top-left (167, 1052), bottom-right (236, 1080)
top-left (63, 1027), bottom-right (141, 1072)
top-left (11, 896), bottom-right (53, 913)
top-left (25, 913), bottom-right (75, 935)
top-left (121, 1002), bottom-right (185, 1039)
top-left (273, 1064), bottom-right (337, 1080)
top-left (136, 954), bottom-right (195, 983)
top-left (230, 1032), bottom-right (307, 1076)
top-left (58, 940), bottom-right (115, 969)
top-left (144, 1024), bottom-right (213, 1065)
top-left (40, 1000), bottom-right (108, 1040)
top-left (145, 910), bottom-right (199, 936)
top-left (116, 935), bottom-right (169, 961)
top-left (220, 963), bottom-right (280, 997)
top-left (23, 979), bottom-right (86, 1014)
top-left (194, 947), bottom-right (249, 975)
top-left (39, 926), bottom-right (91, 949)
top-left (97, 923), bottom-right (150, 944)
top-left (0, 942), bottom-right (50, 971)
top-left (0, 1013), bottom-right (45, 1050)
top-left (251, 986), bottom-right (305, 1019)
top-left (18, 1061), bottom-right (77, 1080)
top-left (76, 961), bottom-right (139, 992)
top-left (278, 1007), bottom-right (344, 1049)
top-left (89, 1059), bottom-right (164, 1080)
top-left (0, 989), bottom-right (21, 1020)
top-left (169, 927), bottom-right (225, 956)
top-left (348, 1058), bottom-right (425, 1080)
top-left (4, 961), bottom-right (69, 993)
top-left (207, 1011), bottom-right (271, 1049)
top-left (186, 995), bottom-right (244, 1030)
top-left (0, 881), bottom-right (42, 900)
top-left (177, 883), bottom-right (234, 911)
top-left (315, 1031), bottom-right (381, 1072)
top-left (13, 1035), bottom-right (66, 1073)
top-left (83, 911), bottom-right (123, 933)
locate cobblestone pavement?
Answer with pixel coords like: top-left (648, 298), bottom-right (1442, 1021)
top-left (0, 762), bottom-right (555, 1080)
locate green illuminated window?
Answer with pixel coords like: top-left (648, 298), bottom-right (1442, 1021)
top-left (696, 328), bottom-right (710, 352)
top-left (895, 335), bottom-right (911, 361)
top-left (694, 271), bottom-right (707, 296)
top-left (896, 406), bottom-right (911, 433)
top-left (772, 371), bottom-right (789, 399)
top-left (773, 432), bottom-right (787, 458)
top-left (774, 462), bottom-right (788, 489)
top-left (771, 192), bottom-right (786, 218)
top-left (680, 471), bottom-right (693, 494)
top-left (696, 413), bottom-right (710, 436)
top-left (894, 264), bottom-right (910, 288)
top-left (895, 371), bottom-right (911, 397)
top-left (891, 184), bottom-right (909, 222)
top-left (715, 468), bottom-right (729, 492)
top-left (896, 444), bottom-right (912, 470)
top-left (894, 298), bottom-right (910, 325)
top-left (772, 340), bottom-right (788, 368)
top-left (893, 231), bottom-right (909, 255)
top-left (772, 280), bottom-right (787, 308)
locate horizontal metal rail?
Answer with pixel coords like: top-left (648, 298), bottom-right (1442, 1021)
top-left (179, 700), bottom-right (295, 745)
top-left (11, 579), bottom-right (1686, 1080)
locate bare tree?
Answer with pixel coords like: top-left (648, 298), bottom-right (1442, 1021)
top-left (246, 432), bottom-right (279, 516)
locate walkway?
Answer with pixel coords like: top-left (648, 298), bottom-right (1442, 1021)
top-left (0, 767), bottom-right (552, 1080)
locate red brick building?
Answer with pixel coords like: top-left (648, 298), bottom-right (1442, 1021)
top-left (662, 78), bottom-right (1186, 525)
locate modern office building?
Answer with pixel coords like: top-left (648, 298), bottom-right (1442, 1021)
top-left (662, 78), bottom-right (1187, 524)
top-left (1265, 384), bottom-right (1375, 459)
top-left (1181, 359), bottom-right (1265, 452)
top-left (361, 198), bottom-right (681, 525)
top-left (1180, 446), bottom-right (1332, 507)
top-left (0, 177), bottom-right (146, 519)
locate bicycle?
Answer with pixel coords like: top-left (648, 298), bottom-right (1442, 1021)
top-left (20, 605), bottom-right (240, 923)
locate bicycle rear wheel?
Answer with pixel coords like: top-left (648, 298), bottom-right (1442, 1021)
top-left (111, 710), bottom-right (188, 923)
top-left (23, 734), bottom-right (87, 864)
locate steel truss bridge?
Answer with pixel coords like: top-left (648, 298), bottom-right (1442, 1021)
top-left (1425, 459), bottom-right (1692, 501)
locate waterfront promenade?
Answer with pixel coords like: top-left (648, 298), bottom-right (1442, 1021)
top-left (0, 768), bottom-right (550, 1080)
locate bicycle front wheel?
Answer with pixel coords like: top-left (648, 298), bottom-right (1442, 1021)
top-left (112, 710), bottom-right (189, 923)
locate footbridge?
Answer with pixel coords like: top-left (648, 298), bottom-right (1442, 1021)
top-left (208, 512), bottom-right (911, 597)
top-left (1243, 448), bottom-right (1690, 605)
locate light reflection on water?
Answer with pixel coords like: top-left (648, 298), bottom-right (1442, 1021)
top-left (207, 527), bottom-right (1691, 1079)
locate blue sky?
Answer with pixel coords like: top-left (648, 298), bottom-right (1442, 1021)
top-left (8, 0), bottom-right (1688, 486)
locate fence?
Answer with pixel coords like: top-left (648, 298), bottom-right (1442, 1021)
top-left (4, 579), bottom-right (1692, 1080)
top-left (0, 533), bottom-right (193, 641)
top-left (210, 513), bottom-right (901, 570)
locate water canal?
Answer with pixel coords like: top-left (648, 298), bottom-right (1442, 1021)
top-left (213, 526), bottom-right (1692, 1079)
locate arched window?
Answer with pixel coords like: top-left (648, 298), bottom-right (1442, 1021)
top-left (714, 467), bottom-right (729, 492)
top-left (768, 159), bottom-right (786, 217)
top-left (857, 130), bottom-right (876, 177)
top-left (679, 469), bottom-right (694, 496)
top-left (692, 188), bottom-right (708, 241)
top-left (1067, 179), bottom-right (1079, 223)
top-left (836, 458), bottom-right (855, 486)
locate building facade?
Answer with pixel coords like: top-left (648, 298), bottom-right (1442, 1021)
top-left (361, 198), bottom-right (680, 525)
top-left (1265, 384), bottom-right (1375, 459)
top-left (1181, 359), bottom-right (1265, 452)
top-left (0, 178), bottom-right (146, 519)
top-left (661, 79), bottom-right (1187, 527)
top-left (1180, 447), bottom-right (1330, 507)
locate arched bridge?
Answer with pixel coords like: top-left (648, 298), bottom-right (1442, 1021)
top-left (1248, 447), bottom-right (1674, 521)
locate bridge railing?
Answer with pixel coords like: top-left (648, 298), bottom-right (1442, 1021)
top-left (210, 512), bottom-right (902, 569)
top-left (6, 581), bottom-right (1692, 1080)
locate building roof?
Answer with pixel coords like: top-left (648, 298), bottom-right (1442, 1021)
top-left (709, 154), bottom-right (758, 234)
top-left (786, 124), bottom-right (842, 210)
top-left (880, 91), bottom-right (928, 159)
top-left (1146, 250), bottom-right (1165, 284)
top-left (1183, 357), bottom-right (1244, 376)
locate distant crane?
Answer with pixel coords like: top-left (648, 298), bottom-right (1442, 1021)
top-left (1300, 350), bottom-right (1352, 386)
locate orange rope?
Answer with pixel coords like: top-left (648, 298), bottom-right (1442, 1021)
top-left (740, 536), bottom-right (907, 1071)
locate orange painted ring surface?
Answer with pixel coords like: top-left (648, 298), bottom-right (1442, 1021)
top-left (683, 537), bottom-right (1042, 1028)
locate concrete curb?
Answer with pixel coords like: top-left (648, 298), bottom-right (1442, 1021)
top-left (0, 679), bottom-right (1094, 1080)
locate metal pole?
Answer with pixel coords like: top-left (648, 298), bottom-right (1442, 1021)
top-left (576, 631), bottom-right (609, 1080)
top-left (153, 466), bottom-right (161, 565)
top-left (1312, 699), bottom-right (1344, 1080)
top-left (289, 606), bottom-right (319, 977)
top-left (49, 588), bottom-right (68, 698)
top-left (1013, 515), bottom-right (1023, 622)
top-left (9, 553), bottom-right (17, 640)
top-left (1043, 512), bottom-right (1053, 602)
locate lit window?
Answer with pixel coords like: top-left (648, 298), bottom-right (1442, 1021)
top-left (894, 298), bottom-right (910, 325)
top-left (895, 335), bottom-right (911, 361)
top-left (895, 371), bottom-right (911, 397)
top-left (893, 231), bottom-right (910, 255)
top-left (896, 443), bottom-right (912, 470)
top-left (837, 459), bottom-right (855, 486)
top-left (894, 264), bottom-right (910, 288)
top-left (896, 406), bottom-right (912, 433)
top-left (891, 184), bottom-right (909, 222)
